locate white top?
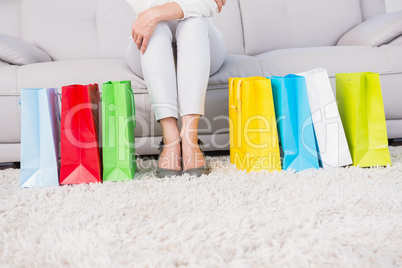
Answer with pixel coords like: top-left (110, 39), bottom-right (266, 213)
top-left (126, 0), bottom-right (219, 18)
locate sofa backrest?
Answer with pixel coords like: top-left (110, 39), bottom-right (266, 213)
top-left (12, 0), bottom-right (244, 59)
top-left (211, 0), bottom-right (244, 54)
top-left (238, 0), bottom-right (387, 56)
top-left (0, 0), bottom-right (387, 60)
top-left (19, 0), bottom-right (136, 61)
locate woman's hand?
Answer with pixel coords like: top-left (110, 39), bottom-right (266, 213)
top-left (131, 3), bottom-right (184, 54)
top-left (131, 9), bottom-right (159, 54)
top-left (214, 0), bottom-right (227, 13)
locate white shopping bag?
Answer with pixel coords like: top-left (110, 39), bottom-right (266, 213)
top-left (298, 68), bottom-right (352, 168)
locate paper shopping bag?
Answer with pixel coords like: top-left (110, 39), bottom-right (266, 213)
top-left (102, 81), bottom-right (137, 182)
top-left (271, 75), bottom-right (320, 172)
top-left (20, 88), bottom-right (60, 187)
top-left (229, 77), bottom-right (281, 172)
top-left (229, 78), bottom-right (240, 165)
top-left (298, 68), bottom-right (352, 168)
top-left (60, 84), bottom-right (102, 184)
top-left (336, 72), bottom-right (391, 167)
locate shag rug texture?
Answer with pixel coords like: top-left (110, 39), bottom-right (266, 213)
top-left (1, 147), bottom-right (402, 268)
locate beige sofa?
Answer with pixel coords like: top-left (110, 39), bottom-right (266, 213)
top-left (0, 0), bottom-right (401, 163)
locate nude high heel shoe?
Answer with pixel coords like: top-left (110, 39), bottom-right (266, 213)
top-left (182, 139), bottom-right (210, 177)
top-left (156, 139), bottom-right (182, 178)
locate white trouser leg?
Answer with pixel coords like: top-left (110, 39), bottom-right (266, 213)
top-left (125, 18), bottom-right (226, 121)
top-left (127, 21), bottom-right (178, 121)
top-left (176, 17), bottom-right (226, 117)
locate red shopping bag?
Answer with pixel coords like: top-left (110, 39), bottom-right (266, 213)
top-left (60, 84), bottom-right (102, 184)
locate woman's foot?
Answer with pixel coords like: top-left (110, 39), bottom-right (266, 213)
top-left (158, 137), bottom-right (181, 171)
top-left (181, 135), bottom-right (206, 170)
top-left (180, 114), bottom-right (209, 176)
top-left (157, 117), bottom-right (182, 178)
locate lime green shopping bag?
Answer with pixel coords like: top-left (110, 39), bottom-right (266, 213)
top-left (336, 72), bottom-right (391, 167)
top-left (102, 81), bottom-right (137, 181)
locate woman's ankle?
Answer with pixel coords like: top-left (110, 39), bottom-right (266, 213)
top-left (181, 139), bottom-right (205, 169)
top-left (159, 141), bottom-right (181, 170)
top-left (159, 116), bottom-right (180, 145)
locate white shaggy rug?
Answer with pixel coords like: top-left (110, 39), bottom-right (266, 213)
top-left (1, 148), bottom-right (402, 267)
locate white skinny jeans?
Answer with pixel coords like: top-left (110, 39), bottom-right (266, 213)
top-left (126, 17), bottom-right (226, 122)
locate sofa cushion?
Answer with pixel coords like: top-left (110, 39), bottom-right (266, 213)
top-left (256, 46), bottom-right (390, 77)
top-left (239, 0), bottom-right (362, 55)
top-left (16, 59), bottom-right (146, 93)
top-left (0, 65), bottom-right (20, 144)
top-left (208, 54), bottom-right (263, 88)
top-left (256, 45), bottom-right (402, 121)
top-left (381, 44), bottom-right (402, 71)
top-left (387, 120), bottom-right (402, 139)
top-left (146, 88), bottom-right (232, 141)
top-left (337, 10), bottom-right (402, 47)
top-left (0, 96), bottom-right (20, 143)
top-left (0, 66), bottom-right (19, 94)
top-left (0, 35), bottom-right (52, 65)
top-left (380, 73), bottom-right (402, 120)
top-left (13, 55), bottom-right (259, 93)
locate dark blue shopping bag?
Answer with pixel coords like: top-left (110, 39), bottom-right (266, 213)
top-left (20, 88), bottom-right (60, 187)
top-left (270, 75), bottom-right (320, 171)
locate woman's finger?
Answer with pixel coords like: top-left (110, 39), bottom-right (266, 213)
top-left (131, 25), bottom-right (136, 40)
top-left (214, 0), bottom-right (223, 12)
top-left (135, 35), bottom-right (142, 50)
top-left (141, 35), bottom-right (149, 54)
top-left (222, 0), bottom-right (226, 6)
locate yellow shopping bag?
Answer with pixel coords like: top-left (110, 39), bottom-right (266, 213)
top-left (229, 77), bottom-right (281, 172)
top-left (229, 77), bottom-right (240, 165)
top-left (336, 72), bottom-right (391, 167)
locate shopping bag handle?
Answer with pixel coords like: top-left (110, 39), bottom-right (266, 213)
top-left (127, 87), bottom-right (136, 128)
top-left (229, 79), bottom-right (235, 110)
top-left (229, 79), bottom-right (242, 112)
top-left (55, 93), bottom-right (61, 122)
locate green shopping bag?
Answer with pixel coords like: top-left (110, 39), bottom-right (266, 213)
top-left (102, 81), bottom-right (137, 181)
top-left (336, 72), bottom-right (391, 167)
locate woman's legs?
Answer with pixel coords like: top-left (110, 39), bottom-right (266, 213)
top-left (176, 18), bottom-right (226, 170)
top-left (126, 21), bottom-right (181, 171)
top-left (125, 41), bottom-right (143, 79)
top-left (141, 22), bottom-right (179, 121)
top-left (126, 18), bottom-right (226, 172)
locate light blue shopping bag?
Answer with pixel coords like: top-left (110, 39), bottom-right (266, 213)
top-left (270, 75), bottom-right (320, 171)
top-left (20, 88), bottom-right (60, 187)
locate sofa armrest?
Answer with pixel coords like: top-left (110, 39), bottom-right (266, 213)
top-left (337, 10), bottom-right (402, 47)
top-left (0, 34), bottom-right (52, 65)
